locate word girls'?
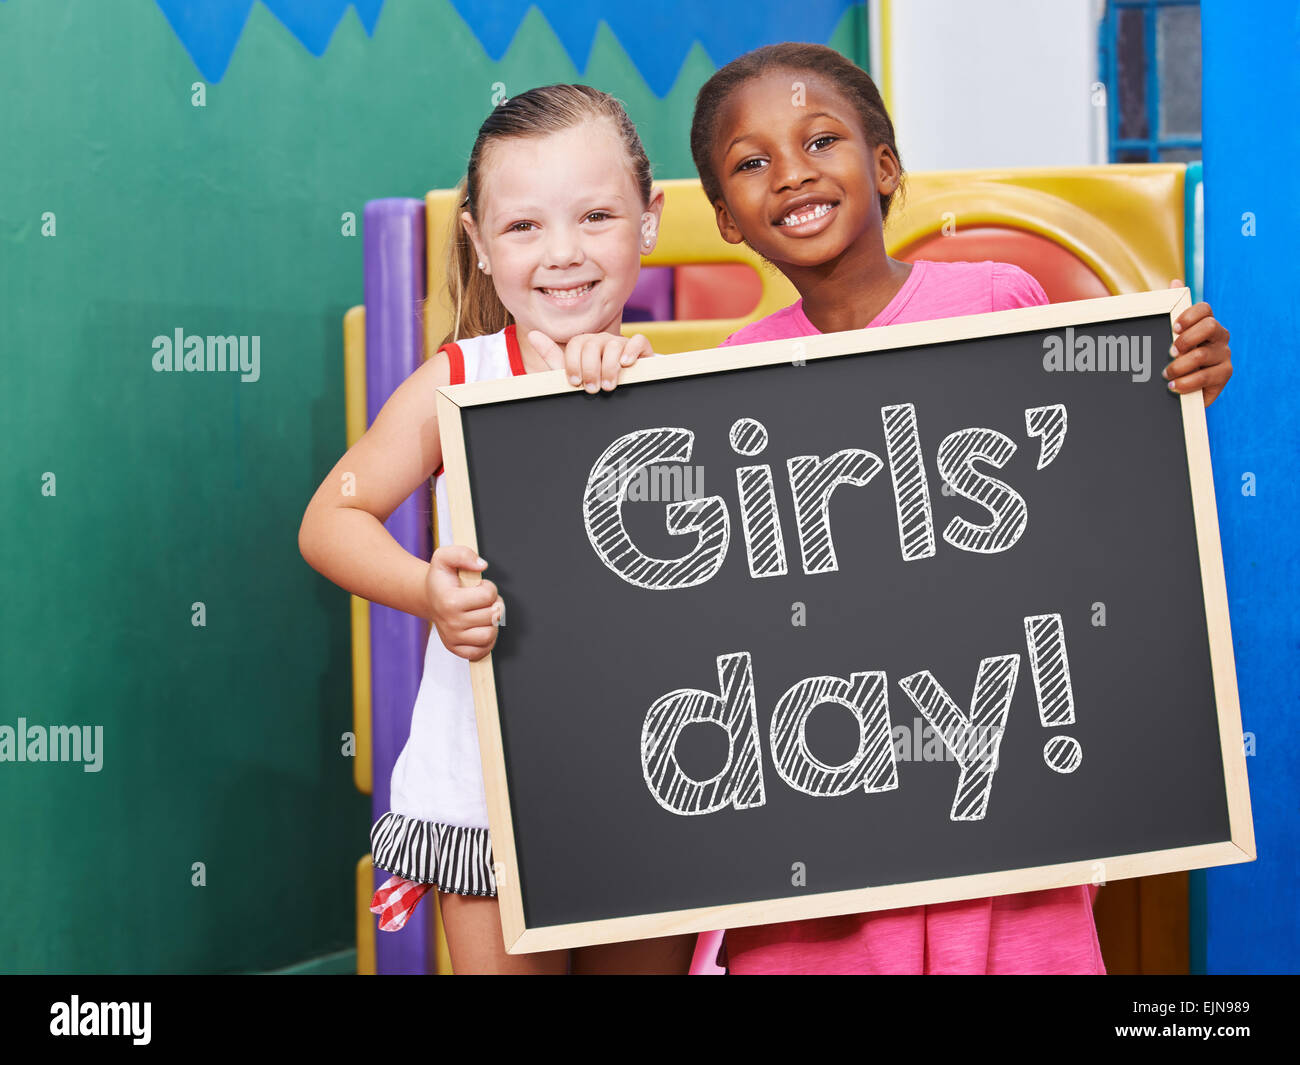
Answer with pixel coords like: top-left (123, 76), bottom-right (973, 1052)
top-left (582, 401), bottom-right (1069, 587)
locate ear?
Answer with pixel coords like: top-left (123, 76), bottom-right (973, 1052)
top-left (874, 144), bottom-right (902, 197)
top-left (713, 198), bottom-right (746, 246)
top-left (639, 187), bottom-right (666, 254)
top-left (461, 210), bottom-right (491, 274)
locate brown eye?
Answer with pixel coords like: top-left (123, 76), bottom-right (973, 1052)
top-left (809, 135), bottom-right (838, 152)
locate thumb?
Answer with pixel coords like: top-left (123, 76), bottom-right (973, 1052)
top-left (433, 544), bottom-right (487, 577)
top-left (1169, 278), bottom-right (1184, 289)
top-left (527, 330), bottom-right (564, 371)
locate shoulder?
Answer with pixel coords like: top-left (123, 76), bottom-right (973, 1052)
top-left (721, 302), bottom-right (809, 347)
top-left (441, 328), bottom-right (511, 382)
top-left (907, 260), bottom-right (1048, 314)
top-left (988, 261), bottom-right (1049, 309)
top-left (408, 345), bottom-right (452, 388)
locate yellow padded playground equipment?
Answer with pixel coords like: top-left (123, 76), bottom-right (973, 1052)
top-left (883, 164), bottom-right (1187, 295)
top-left (342, 304), bottom-right (373, 799)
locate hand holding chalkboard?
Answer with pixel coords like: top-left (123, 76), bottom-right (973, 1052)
top-left (427, 544), bottom-right (500, 662)
top-left (527, 329), bottom-right (655, 392)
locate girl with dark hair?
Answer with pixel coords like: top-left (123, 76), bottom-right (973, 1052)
top-left (690, 43), bottom-right (1233, 975)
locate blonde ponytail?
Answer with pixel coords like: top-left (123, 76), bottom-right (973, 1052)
top-left (441, 181), bottom-right (511, 347)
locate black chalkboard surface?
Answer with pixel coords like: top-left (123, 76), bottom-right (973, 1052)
top-left (436, 290), bottom-right (1253, 953)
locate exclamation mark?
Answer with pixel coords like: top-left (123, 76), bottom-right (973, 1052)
top-left (1024, 613), bottom-right (1082, 773)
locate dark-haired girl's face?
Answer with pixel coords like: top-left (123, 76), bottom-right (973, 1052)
top-left (708, 70), bottom-right (899, 269)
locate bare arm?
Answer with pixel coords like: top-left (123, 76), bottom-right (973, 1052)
top-left (297, 351), bottom-right (451, 619)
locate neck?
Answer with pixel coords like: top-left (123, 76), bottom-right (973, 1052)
top-left (781, 237), bottom-right (913, 334)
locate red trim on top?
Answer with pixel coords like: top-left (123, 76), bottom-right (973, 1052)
top-left (433, 341), bottom-right (466, 479)
top-left (505, 323), bottom-right (526, 376)
top-left (440, 341), bottom-right (466, 386)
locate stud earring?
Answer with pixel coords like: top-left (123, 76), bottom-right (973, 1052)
top-left (477, 260), bottom-right (486, 270)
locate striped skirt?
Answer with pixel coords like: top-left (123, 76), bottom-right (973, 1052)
top-left (370, 810), bottom-right (497, 897)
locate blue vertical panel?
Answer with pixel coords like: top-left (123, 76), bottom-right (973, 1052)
top-left (1200, 0), bottom-right (1300, 974)
top-left (1184, 157), bottom-right (1206, 972)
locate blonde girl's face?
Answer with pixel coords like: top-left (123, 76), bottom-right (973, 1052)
top-left (462, 120), bottom-right (661, 346)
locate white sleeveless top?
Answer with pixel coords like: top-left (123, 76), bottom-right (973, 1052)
top-left (388, 325), bottom-right (526, 831)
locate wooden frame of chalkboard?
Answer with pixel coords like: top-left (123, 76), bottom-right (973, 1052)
top-left (436, 288), bottom-right (1253, 954)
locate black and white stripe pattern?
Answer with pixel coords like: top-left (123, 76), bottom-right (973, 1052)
top-left (881, 403), bottom-right (936, 561)
top-left (371, 811), bottom-right (496, 897)
top-left (787, 448), bottom-right (883, 574)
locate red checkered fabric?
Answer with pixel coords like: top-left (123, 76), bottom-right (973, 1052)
top-left (370, 875), bottom-right (432, 932)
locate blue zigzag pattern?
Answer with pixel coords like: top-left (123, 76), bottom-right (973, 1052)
top-left (147, 0), bottom-right (858, 95)
top-left (154, 0), bottom-right (384, 80)
top-left (446, 1), bottom-right (858, 95)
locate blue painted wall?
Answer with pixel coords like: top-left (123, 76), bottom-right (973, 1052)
top-left (1201, 0), bottom-right (1300, 974)
top-left (153, 0), bottom-right (859, 94)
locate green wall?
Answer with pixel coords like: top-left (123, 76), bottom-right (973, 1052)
top-left (0, 0), bottom-right (866, 972)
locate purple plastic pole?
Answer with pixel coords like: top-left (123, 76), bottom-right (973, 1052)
top-left (364, 198), bottom-right (432, 975)
top-left (624, 265), bottom-right (674, 322)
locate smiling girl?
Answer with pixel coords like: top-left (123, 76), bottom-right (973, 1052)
top-left (299, 85), bottom-right (694, 974)
top-left (690, 43), bottom-right (1233, 975)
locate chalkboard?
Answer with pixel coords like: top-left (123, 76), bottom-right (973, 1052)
top-left (436, 289), bottom-right (1254, 954)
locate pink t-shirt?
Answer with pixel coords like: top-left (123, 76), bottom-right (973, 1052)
top-left (719, 260), bottom-right (1107, 976)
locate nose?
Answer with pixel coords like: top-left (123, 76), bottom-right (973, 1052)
top-left (541, 224), bottom-right (584, 269)
top-left (771, 148), bottom-right (817, 194)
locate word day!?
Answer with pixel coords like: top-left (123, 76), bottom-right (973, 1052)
top-left (582, 402), bottom-right (1068, 588)
top-left (641, 612), bottom-right (1081, 823)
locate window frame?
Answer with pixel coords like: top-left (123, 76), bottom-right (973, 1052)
top-left (1099, 0), bottom-right (1203, 162)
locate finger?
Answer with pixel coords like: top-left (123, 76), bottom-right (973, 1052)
top-left (600, 336), bottom-right (626, 390)
top-left (458, 604), bottom-right (500, 629)
top-left (1166, 365), bottom-right (1228, 397)
top-left (1202, 375), bottom-right (1229, 406)
top-left (621, 333), bottom-right (653, 365)
top-left (528, 330), bottom-right (565, 373)
top-left (1170, 317), bottom-right (1220, 357)
top-left (581, 334), bottom-right (604, 393)
top-left (491, 596), bottom-right (506, 626)
top-left (458, 625), bottom-right (499, 648)
top-left (451, 643), bottom-right (491, 662)
top-left (1169, 278), bottom-right (1183, 289)
top-left (1163, 348), bottom-right (1213, 381)
top-left (433, 544), bottom-right (486, 572)
top-left (431, 548), bottom-right (488, 582)
top-left (470, 632), bottom-right (500, 661)
top-left (564, 335), bottom-right (586, 388)
top-left (1173, 302), bottom-right (1212, 334)
top-left (448, 581), bottom-right (497, 611)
